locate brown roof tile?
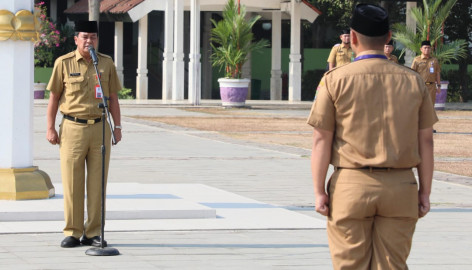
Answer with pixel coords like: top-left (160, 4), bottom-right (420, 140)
top-left (65, 0), bottom-right (145, 15)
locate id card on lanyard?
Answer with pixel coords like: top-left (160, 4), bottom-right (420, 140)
top-left (95, 74), bottom-right (103, 99)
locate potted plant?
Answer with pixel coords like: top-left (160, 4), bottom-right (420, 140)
top-left (210, 0), bottom-right (268, 107)
top-left (392, 0), bottom-right (467, 109)
top-left (33, 1), bottom-right (74, 99)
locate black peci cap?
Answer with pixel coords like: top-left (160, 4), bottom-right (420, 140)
top-left (387, 39), bottom-right (394, 46)
top-left (341, 29), bottom-right (350, 35)
top-left (421, 40), bottom-right (431, 47)
top-left (350, 4), bottom-right (389, 37)
top-left (75, 20), bottom-right (98, 33)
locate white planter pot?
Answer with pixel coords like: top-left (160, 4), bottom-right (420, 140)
top-left (218, 78), bottom-right (250, 107)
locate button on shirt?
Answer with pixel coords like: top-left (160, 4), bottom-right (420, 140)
top-left (47, 50), bottom-right (122, 119)
top-left (327, 44), bottom-right (353, 68)
top-left (411, 55), bottom-right (440, 83)
top-left (308, 50), bottom-right (438, 168)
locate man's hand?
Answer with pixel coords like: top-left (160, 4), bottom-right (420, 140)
top-left (47, 128), bottom-right (60, 145)
top-left (418, 192), bottom-right (431, 218)
top-left (315, 192), bottom-right (330, 216)
top-left (113, 128), bottom-right (122, 145)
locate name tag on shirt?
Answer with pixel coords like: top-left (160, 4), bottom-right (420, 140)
top-left (69, 73), bottom-right (81, 77)
top-left (95, 85), bottom-right (103, 99)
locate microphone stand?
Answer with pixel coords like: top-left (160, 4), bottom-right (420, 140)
top-left (85, 48), bottom-right (119, 256)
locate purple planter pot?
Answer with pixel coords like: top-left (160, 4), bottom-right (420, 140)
top-left (34, 83), bottom-right (46, 99)
top-left (218, 78), bottom-right (250, 107)
top-left (435, 81), bottom-right (448, 111)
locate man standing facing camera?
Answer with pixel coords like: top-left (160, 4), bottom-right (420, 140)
top-left (308, 4), bottom-right (437, 269)
top-left (411, 40), bottom-right (441, 108)
top-left (327, 29), bottom-right (354, 70)
top-left (46, 21), bottom-right (123, 248)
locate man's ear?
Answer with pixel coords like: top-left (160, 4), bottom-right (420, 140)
top-left (350, 30), bottom-right (358, 45)
top-left (385, 31), bottom-right (392, 45)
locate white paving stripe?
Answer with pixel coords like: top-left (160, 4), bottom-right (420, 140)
top-left (0, 183), bottom-right (325, 233)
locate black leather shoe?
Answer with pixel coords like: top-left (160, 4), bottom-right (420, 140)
top-left (81, 235), bottom-right (107, 247)
top-left (61, 236), bottom-right (80, 248)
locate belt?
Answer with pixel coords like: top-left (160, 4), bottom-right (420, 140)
top-left (335, 166), bottom-right (411, 172)
top-left (63, 115), bottom-right (101, 124)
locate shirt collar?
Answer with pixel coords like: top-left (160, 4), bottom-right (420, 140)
top-left (355, 50), bottom-right (385, 57)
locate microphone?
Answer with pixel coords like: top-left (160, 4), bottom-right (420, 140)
top-left (88, 45), bottom-right (99, 65)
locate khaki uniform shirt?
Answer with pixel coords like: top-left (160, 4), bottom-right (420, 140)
top-left (386, 54), bottom-right (398, 64)
top-left (308, 50), bottom-right (438, 168)
top-left (411, 55), bottom-right (440, 84)
top-left (327, 44), bottom-right (353, 68)
top-left (47, 50), bottom-right (122, 119)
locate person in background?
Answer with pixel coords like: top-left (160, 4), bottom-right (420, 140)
top-left (384, 39), bottom-right (398, 63)
top-left (411, 40), bottom-right (441, 106)
top-left (411, 40), bottom-right (441, 132)
top-left (308, 4), bottom-right (437, 269)
top-left (327, 29), bottom-right (354, 70)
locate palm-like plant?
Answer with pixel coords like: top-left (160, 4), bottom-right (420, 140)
top-left (392, 0), bottom-right (467, 65)
top-left (210, 0), bottom-right (268, 79)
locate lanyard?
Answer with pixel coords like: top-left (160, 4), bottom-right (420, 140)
top-left (354, 54), bottom-right (388, 61)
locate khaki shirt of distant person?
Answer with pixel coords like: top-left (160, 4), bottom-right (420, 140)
top-left (411, 55), bottom-right (440, 84)
top-left (308, 50), bottom-right (438, 168)
top-left (47, 50), bottom-right (122, 119)
top-left (327, 44), bottom-right (353, 68)
top-left (387, 54), bottom-right (399, 64)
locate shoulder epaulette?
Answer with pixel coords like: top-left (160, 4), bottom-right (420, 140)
top-left (97, 52), bottom-right (112, 59)
top-left (56, 51), bottom-right (76, 62)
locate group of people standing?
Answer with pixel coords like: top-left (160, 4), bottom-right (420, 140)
top-left (44, 3), bottom-right (438, 270)
top-left (327, 28), bottom-right (442, 109)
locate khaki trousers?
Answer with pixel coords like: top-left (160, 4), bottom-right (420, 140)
top-left (327, 168), bottom-right (418, 270)
top-left (59, 118), bottom-right (111, 239)
top-left (426, 84), bottom-right (437, 105)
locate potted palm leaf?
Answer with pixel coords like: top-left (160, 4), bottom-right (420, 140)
top-left (210, 0), bottom-right (268, 107)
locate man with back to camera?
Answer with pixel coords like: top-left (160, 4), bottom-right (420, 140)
top-left (327, 29), bottom-right (354, 70)
top-left (308, 4), bottom-right (437, 269)
top-left (46, 21), bottom-right (122, 248)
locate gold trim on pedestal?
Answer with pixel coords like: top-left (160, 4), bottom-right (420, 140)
top-left (0, 166), bottom-right (55, 200)
top-left (0, 9), bottom-right (40, 41)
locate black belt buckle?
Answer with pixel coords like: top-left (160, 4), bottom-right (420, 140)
top-left (64, 115), bottom-right (100, 125)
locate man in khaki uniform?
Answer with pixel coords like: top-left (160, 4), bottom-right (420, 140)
top-left (411, 40), bottom-right (441, 106)
top-left (384, 39), bottom-right (398, 63)
top-left (327, 29), bottom-right (354, 70)
top-left (308, 4), bottom-right (437, 269)
top-left (46, 21), bottom-right (122, 248)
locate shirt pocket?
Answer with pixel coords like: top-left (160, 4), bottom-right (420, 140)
top-left (66, 76), bottom-right (84, 93)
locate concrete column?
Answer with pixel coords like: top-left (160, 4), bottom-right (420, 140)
top-left (114, 21), bottom-right (124, 86)
top-left (188, 0), bottom-right (201, 105)
top-left (201, 12), bottom-right (212, 99)
top-left (270, 11), bottom-right (282, 100)
top-left (162, 0), bottom-right (174, 102)
top-left (0, 0), bottom-right (54, 200)
top-left (289, 0), bottom-right (301, 102)
top-left (49, 0), bottom-right (57, 22)
top-left (172, 0), bottom-right (185, 101)
top-left (136, 15), bottom-right (148, 99)
top-left (405, 2), bottom-right (417, 67)
top-left (241, 12), bottom-right (252, 98)
top-left (66, 0), bottom-right (75, 27)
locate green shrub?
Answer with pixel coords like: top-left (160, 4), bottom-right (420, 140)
top-left (302, 69), bottom-right (326, 101)
top-left (118, 88), bottom-right (134, 99)
top-left (441, 70), bottom-right (472, 102)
